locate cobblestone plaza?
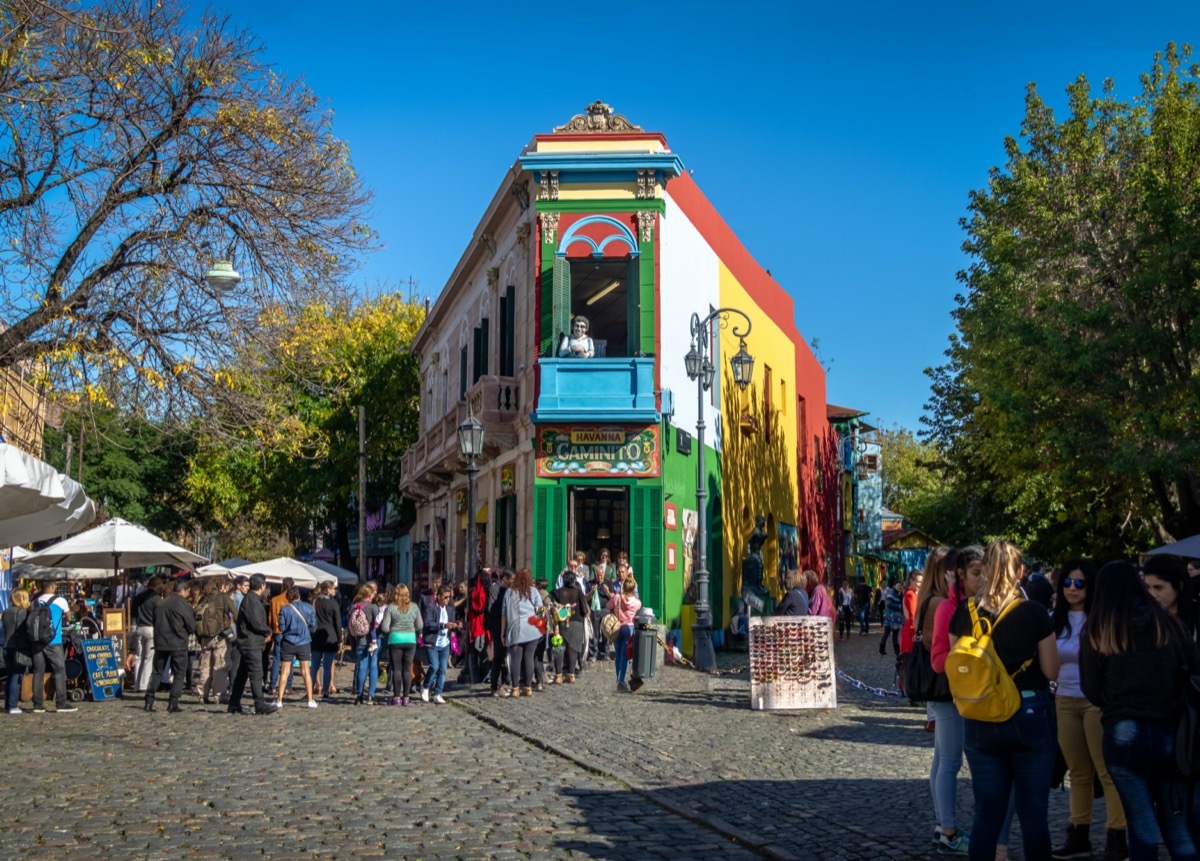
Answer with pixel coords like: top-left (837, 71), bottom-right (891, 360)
top-left (0, 634), bottom-right (1083, 860)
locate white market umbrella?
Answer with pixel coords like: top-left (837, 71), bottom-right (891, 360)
top-left (1147, 534), bottom-right (1200, 560)
top-left (229, 557), bottom-right (323, 588)
top-left (12, 561), bottom-right (114, 581)
top-left (0, 442), bottom-right (67, 518)
top-left (25, 517), bottom-right (208, 571)
top-left (194, 563), bottom-right (236, 579)
top-left (307, 560), bottom-right (358, 585)
top-left (10, 546), bottom-right (33, 560)
top-left (0, 447), bottom-right (96, 546)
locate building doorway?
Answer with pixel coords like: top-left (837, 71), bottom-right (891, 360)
top-left (567, 485), bottom-right (629, 564)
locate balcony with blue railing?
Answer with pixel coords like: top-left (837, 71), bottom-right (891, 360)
top-left (532, 357), bottom-right (658, 423)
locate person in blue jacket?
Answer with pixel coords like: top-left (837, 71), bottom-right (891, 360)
top-left (272, 586), bottom-right (317, 710)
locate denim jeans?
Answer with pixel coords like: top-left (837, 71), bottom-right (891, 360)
top-left (32, 643), bottom-right (67, 709)
top-left (315, 651), bottom-right (337, 695)
top-left (1103, 718), bottom-right (1198, 861)
top-left (354, 644), bottom-right (379, 699)
top-left (963, 688), bottom-right (1056, 861)
top-left (858, 604), bottom-right (871, 634)
top-left (614, 625), bottom-right (633, 685)
top-left (426, 644), bottom-right (449, 696)
top-left (929, 699), bottom-right (965, 832)
top-left (5, 648), bottom-right (26, 710)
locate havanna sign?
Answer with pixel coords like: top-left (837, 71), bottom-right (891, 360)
top-left (536, 425), bottom-right (660, 478)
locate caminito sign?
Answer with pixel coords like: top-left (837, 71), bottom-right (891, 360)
top-left (536, 425), bottom-right (660, 478)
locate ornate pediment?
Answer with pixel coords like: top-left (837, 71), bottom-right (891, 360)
top-left (554, 100), bottom-right (644, 134)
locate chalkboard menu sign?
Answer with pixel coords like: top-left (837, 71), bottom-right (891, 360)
top-left (82, 637), bottom-right (121, 700)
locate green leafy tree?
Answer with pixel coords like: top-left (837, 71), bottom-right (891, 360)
top-left (42, 408), bottom-right (197, 537)
top-left (927, 43), bottom-right (1200, 559)
top-left (187, 294), bottom-right (424, 551)
top-left (877, 423), bottom-right (971, 544)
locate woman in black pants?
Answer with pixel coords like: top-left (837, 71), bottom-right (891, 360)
top-left (502, 568), bottom-right (543, 697)
top-left (382, 585), bottom-right (422, 706)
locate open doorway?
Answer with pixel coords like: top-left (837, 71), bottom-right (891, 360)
top-left (567, 485), bottom-right (630, 564)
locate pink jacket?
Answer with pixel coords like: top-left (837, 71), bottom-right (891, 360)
top-left (808, 584), bottom-right (832, 620)
top-left (930, 583), bottom-right (962, 673)
top-left (607, 593), bottom-right (642, 626)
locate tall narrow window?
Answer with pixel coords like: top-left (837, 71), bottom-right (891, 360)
top-left (459, 345), bottom-right (468, 401)
top-left (473, 320), bottom-right (489, 383)
top-left (500, 289), bottom-right (516, 376)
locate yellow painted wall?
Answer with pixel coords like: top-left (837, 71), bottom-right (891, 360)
top-left (534, 138), bottom-right (668, 154)
top-left (717, 262), bottom-right (799, 606)
top-left (557, 183), bottom-right (642, 200)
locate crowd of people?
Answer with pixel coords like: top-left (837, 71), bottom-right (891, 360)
top-left (889, 542), bottom-right (1200, 861)
top-left (2, 548), bottom-right (650, 717)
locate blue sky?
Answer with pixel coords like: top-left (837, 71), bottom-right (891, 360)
top-left (230, 1), bottom-right (1200, 433)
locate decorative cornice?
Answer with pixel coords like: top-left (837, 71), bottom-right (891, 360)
top-left (479, 233), bottom-right (497, 258)
top-left (637, 211), bottom-right (655, 243)
top-left (537, 170), bottom-right (559, 201)
top-left (509, 179), bottom-right (530, 213)
top-left (554, 100), bottom-right (644, 134)
top-left (487, 267), bottom-right (499, 289)
top-left (516, 221), bottom-right (531, 248)
top-left (540, 212), bottom-right (560, 245)
top-left (637, 169), bottom-right (655, 199)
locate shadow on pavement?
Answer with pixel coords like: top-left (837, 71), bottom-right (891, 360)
top-left (555, 777), bottom-right (955, 861)
top-left (795, 710), bottom-right (939, 746)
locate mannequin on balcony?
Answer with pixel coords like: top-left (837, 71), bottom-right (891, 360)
top-left (558, 315), bottom-right (595, 358)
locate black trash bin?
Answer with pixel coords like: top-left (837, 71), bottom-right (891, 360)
top-left (630, 607), bottom-right (658, 691)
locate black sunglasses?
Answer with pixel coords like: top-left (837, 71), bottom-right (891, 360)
top-left (1062, 578), bottom-right (1087, 589)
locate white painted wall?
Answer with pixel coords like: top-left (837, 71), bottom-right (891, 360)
top-left (658, 194), bottom-right (721, 444)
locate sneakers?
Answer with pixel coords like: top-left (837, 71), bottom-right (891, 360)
top-left (420, 688), bottom-right (430, 703)
top-left (56, 705), bottom-right (79, 713)
top-left (7, 708), bottom-right (21, 715)
top-left (937, 830), bottom-right (970, 855)
top-left (33, 707), bottom-right (46, 714)
top-left (269, 701), bottom-right (281, 710)
top-left (433, 695), bottom-right (446, 705)
top-left (306, 700), bottom-right (318, 709)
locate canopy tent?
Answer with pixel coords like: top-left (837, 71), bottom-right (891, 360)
top-left (307, 560), bottom-right (358, 586)
top-left (228, 557), bottom-right (327, 588)
top-left (25, 517), bottom-right (208, 571)
top-left (10, 546), bottom-right (33, 561)
top-left (0, 443), bottom-right (97, 610)
top-left (217, 557), bottom-right (252, 570)
top-left (194, 564), bottom-right (237, 579)
top-left (309, 547), bottom-right (336, 562)
top-left (1147, 534), bottom-right (1200, 560)
top-left (12, 562), bottom-right (114, 581)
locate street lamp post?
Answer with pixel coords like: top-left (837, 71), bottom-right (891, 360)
top-left (684, 308), bottom-right (754, 672)
top-left (457, 407), bottom-right (485, 684)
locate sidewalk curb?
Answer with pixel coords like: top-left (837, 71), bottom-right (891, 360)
top-left (453, 695), bottom-right (801, 861)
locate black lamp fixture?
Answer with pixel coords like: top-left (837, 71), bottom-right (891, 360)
top-left (457, 404), bottom-right (485, 685)
top-left (683, 307), bottom-right (753, 673)
top-left (457, 411), bottom-right (485, 459)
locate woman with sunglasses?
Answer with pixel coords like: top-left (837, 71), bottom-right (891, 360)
top-left (1051, 560), bottom-right (1126, 861)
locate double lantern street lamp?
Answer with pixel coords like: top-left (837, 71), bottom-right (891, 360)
top-left (457, 407), bottom-right (485, 684)
top-left (684, 308), bottom-right (754, 672)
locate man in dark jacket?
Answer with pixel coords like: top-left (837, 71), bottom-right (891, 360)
top-left (486, 570), bottom-right (512, 694)
top-left (227, 574), bottom-right (274, 716)
top-left (145, 580), bottom-right (196, 713)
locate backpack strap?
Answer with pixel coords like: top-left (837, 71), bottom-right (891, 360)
top-left (915, 595), bottom-right (936, 642)
top-left (973, 598), bottom-right (1033, 677)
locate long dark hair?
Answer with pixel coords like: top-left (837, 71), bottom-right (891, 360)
top-left (1052, 558), bottom-right (1096, 638)
top-left (1085, 561), bottom-right (1172, 656)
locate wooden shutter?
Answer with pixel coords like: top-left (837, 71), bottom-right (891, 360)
top-left (481, 317), bottom-right (490, 377)
top-left (533, 484), bottom-right (566, 584)
top-left (551, 256), bottom-right (571, 354)
top-left (631, 485), bottom-right (664, 615)
top-left (500, 290), bottom-right (515, 376)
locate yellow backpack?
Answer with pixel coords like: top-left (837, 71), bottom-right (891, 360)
top-left (945, 598), bottom-right (1031, 722)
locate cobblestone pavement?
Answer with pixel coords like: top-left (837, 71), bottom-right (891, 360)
top-left (0, 631), bottom-right (1107, 861)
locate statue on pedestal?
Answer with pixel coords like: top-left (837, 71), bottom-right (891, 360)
top-left (741, 514), bottom-right (771, 611)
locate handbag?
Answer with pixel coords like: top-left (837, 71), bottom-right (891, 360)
top-left (600, 608), bottom-right (622, 642)
top-left (902, 596), bottom-right (952, 702)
